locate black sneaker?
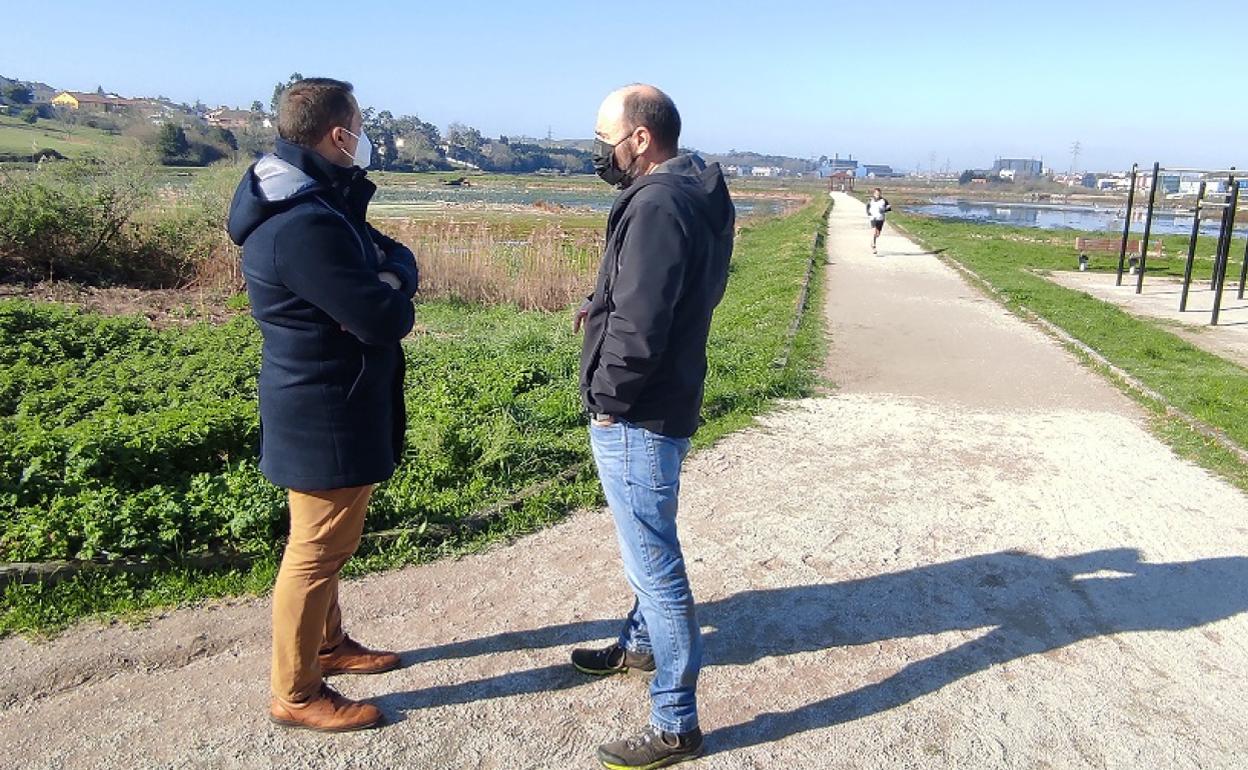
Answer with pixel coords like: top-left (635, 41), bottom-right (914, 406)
top-left (597, 725), bottom-right (704, 769)
top-left (571, 643), bottom-right (655, 676)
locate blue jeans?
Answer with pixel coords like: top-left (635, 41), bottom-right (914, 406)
top-left (588, 419), bottom-right (701, 734)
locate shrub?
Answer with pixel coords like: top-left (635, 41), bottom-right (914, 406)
top-left (134, 162), bottom-right (244, 289)
top-left (0, 154), bottom-right (245, 288)
top-left (0, 153), bottom-right (157, 282)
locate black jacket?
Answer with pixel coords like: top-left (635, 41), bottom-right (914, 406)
top-left (579, 154), bottom-right (735, 438)
top-left (226, 139), bottom-right (419, 491)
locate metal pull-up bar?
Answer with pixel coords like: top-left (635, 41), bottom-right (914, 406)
top-left (1211, 182), bottom-right (1240, 326)
top-left (1135, 162), bottom-right (1161, 295)
top-left (1179, 180), bottom-right (1207, 312)
top-left (1239, 231), bottom-right (1248, 302)
top-left (1115, 163), bottom-right (1138, 286)
top-left (1120, 162), bottom-right (1245, 325)
top-left (1156, 167), bottom-right (1246, 176)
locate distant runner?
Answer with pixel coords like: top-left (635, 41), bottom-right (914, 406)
top-left (866, 187), bottom-right (891, 253)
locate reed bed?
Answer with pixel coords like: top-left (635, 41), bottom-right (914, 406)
top-left (380, 218), bottom-right (602, 311)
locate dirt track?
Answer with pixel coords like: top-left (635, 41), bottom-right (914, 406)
top-left (4, 192), bottom-right (1248, 769)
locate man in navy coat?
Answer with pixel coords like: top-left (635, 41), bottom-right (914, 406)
top-left (227, 78), bottom-right (418, 733)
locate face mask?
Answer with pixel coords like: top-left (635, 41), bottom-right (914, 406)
top-left (592, 131), bottom-right (637, 189)
top-left (340, 128), bottom-right (372, 169)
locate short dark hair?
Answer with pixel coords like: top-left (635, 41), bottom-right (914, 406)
top-left (277, 78), bottom-right (357, 146)
top-left (622, 87), bottom-right (681, 152)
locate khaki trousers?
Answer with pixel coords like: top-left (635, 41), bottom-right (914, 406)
top-left (270, 484), bottom-right (373, 703)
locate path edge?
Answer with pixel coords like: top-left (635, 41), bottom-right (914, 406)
top-left (890, 219), bottom-right (1248, 469)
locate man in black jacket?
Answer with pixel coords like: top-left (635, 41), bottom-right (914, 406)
top-left (227, 78), bottom-right (418, 733)
top-left (571, 84), bottom-right (734, 769)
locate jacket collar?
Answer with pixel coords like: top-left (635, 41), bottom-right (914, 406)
top-left (606, 154), bottom-right (704, 231)
top-left (651, 153), bottom-right (706, 177)
top-left (273, 137), bottom-right (375, 218)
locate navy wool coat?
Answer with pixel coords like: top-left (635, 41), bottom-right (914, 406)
top-left (227, 139), bottom-right (419, 491)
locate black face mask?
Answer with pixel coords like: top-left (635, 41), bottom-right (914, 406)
top-left (592, 132), bottom-right (637, 189)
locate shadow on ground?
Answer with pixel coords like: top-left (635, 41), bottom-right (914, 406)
top-left (374, 548), bottom-right (1248, 754)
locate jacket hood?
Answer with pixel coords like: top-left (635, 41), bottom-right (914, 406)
top-left (227, 139), bottom-right (360, 246)
top-left (618, 153), bottom-right (735, 238)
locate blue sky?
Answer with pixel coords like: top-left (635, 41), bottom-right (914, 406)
top-left (4, 0), bottom-right (1246, 171)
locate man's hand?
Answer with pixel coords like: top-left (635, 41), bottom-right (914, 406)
top-left (572, 300), bottom-right (591, 334)
top-left (378, 271), bottom-right (402, 290)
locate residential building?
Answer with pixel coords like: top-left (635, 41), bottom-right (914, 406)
top-left (50, 91), bottom-right (137, 113)
top-left (1205, 178), bottom-right (1248, 195)
top-left (1134, 173), bottom-right (1182, 194)
top-left (206, 108), bottom-right (268, 130)
top-left (1097, 176), bottom-right (1132, 192)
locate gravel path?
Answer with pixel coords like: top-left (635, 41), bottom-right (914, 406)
top-left (4, 192), bottom-right (1247, 769)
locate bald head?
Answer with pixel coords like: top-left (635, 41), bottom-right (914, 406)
top-left (596, 84), bottom-right (681, 154)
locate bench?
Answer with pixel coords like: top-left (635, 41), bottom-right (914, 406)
top-left (1075, 237), bottom-right (1164, 272)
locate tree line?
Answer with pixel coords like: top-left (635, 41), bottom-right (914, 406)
top-left (273, 74), bottom-right (593, 174)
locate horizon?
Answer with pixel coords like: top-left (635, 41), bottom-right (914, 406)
top-left (3, 0), bottom-right (1246, 173)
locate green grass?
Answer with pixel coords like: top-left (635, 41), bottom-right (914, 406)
top-left (0, 199), bottom-right (829, 637)
top-left (0, 114), bottom-right (130, 158)
top-left (893, 212), bottom-right (1248, 488)
top-left (696, 199), bottom-right (828, 444)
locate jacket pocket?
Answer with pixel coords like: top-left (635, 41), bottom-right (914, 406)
top-left (346, 353), bottom-right (368, 401)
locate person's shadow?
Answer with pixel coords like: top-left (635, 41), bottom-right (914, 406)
top-left (372, 548), bottom-right (1248, 754)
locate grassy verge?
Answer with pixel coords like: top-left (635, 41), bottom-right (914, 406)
top-left (0, 198), bottom-right (830, 636)
top-left (892, 212), bottom-right (1248, 490)
top-left (0, 114), bottom-right (130, 158)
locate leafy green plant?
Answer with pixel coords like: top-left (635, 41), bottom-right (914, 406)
top-left (0, 153), bottom-right (157, 282)
top-left (133, 162), bottom-right (244, 288)
top-left (0, 154), bottom-right (245, 288)
top-left (0, 199), bottom-right (828, 635)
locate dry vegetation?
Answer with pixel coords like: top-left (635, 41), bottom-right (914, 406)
top-left (378, 218), bottom-right (601, 311)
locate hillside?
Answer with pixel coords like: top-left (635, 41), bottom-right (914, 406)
top-left (0, 113), bottom-right (129, 159)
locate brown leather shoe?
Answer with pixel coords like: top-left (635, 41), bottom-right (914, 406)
top-left (318, 634), bottom-right (401, 676)
top-left (269, 683), bottom-right (383, 733)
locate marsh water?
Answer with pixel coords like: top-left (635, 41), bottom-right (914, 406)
top-left (912, 197), bottom-right (1248, 239)
top-left (371, 184), bottom-right (797, 217)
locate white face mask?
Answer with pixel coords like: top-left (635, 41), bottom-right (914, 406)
top-left (340, 128), bottom-right (372, 169)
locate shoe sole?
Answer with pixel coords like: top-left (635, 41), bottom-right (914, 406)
top-left (268, 714), bottom-right (384, 733)
top-left (598, 747), bottom-right (704, 770)
top-left (320, 659), bottom-right (402, 677)
top-left (573, 662), bottom-right (656, 677)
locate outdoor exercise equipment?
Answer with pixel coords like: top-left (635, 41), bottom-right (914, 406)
top-left (1117, 163), bottom-right (1246, 325)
